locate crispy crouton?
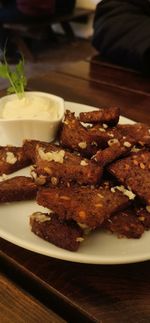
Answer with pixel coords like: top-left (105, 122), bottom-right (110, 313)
top-left (103, 209), bottom-right (144, 238)
top-left (23, 139), bottom-right (51, 163)
top-left (79, 107), bottom-right (120, 126)
top-left (0, 146), bottom-right (31, 175)
top-left (88, 124), bottom-right (135, 150)
top-left (0, 176), bottom-right (37, 202)
top-left (108, 150), bottom-right (150, 205)
top-left (88, 124), bottom-right (118, 149)
top-left (33, 143), bottom-right (102, 186)
top-left (30, 212), bottom-right (83, 251)
top-left (59, 110), bottom-right (98, 157)
top-left (118, 123), bottom-right (150, 147)
top-left (92, 139), bottom-right (134, 166)
top-left (134, 204), bottom-right (150, 230)
top-left (60, 110), bottom-right (134, 154)
top-left (37, 186), bottom-right (130, 229)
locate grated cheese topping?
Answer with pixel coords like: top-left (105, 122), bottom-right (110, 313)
top-left (0, 173), bottom-right (8, 182)
top-left (108, 138), bottom-right (119, 146)
top-left (6, 152), bottom-right (17, 164)
top-left (78, 141), bottom-right (87, 149)
top-left (146, 206), bottom-right (150, 213)
top-left (80, 160), bottom-right (88, 166)
top-left (38, 147), bottom-right (65, 164)
top-left (111, 185), bottom-right (135, 200)
top-left (31, 212), bottom-right (51, 223)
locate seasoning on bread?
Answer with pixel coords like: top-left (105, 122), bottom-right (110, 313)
top-left (33, 143), bottom-right (103, 186)
top-left (0, 176), bottom-right (37, 202)
top-left (108, 150), bottom-right (150, 205)
top-left (79, 107), bottom-right (120, 126)
top-left (36, 185), bottom-right (130, 229)
top-left (103, 209), bottom-right (144, 239)
top-left (0, 146), bottom-right (31, 175)
top-left (59, 110), bottom-right (98, 157)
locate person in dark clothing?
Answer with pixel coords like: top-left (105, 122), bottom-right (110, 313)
top-left (92, 0), bottom-right (150, 74)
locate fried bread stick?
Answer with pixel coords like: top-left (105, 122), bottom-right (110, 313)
top-left (0, 146), bottom-right (31, 175)
top-left (30, 212), bottom-right (84, 251)
top-left (37, 186), bottom-right (130, 229)
top-left (0, 176), bottom-right (37, 202)
top-left (108, 150), bottom-right (150, 205)
top-left (33, 143), bottom-right (103, 186)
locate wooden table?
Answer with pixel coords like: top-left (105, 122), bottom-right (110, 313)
top-left (1, 59), bottom-right (150, 323)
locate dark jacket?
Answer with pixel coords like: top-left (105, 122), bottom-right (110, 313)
top-left (92, 0), bottom-right (150, 73)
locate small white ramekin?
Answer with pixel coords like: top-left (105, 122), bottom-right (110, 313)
top-left (0, 91), bottom-right (64, 146)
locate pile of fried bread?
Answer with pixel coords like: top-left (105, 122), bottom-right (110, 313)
top-left (0, 106), bottom-right (150, 251)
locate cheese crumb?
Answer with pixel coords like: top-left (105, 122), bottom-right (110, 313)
top-left (0, 173), bottom-right (8, 182)
top-left (78, 222), bottom-right (89, 229)
top-left (63, 120), bottom-right (69, 125)
top-left (131, 146), bottom-right (141, 153)
top-left (78, 141), bottom-right (87, 149)
top-left (30, 166), bottom-right (37, 180)
top-left (140, 163), bottom-right (145, 169)
top-left (111, 185), bottom-right (135, 200)
top-left (97, 193), bottom-right (104, 198)
top-left (108, 138), bottom-right (119, 146)
top-left (51, 176), bottom-right (58, 185)
top-left (103, 123), bottom-right (108, 129)
top-left (123, 141), bottom-right (132, 148)
top-left (99, 128), bottom-right (106, 132)
top-left (31, 212), bottom-right (51, 223)
top-left (6, 152), bottom-right (17, 164)
top-left (91, 141), bottom-right (98, 147)
top-left (111, 187), bottom-right (115, 193)
top-left (146, 206), bottom-right (150, 213)
top-left (80, 160), bottom-right (88, 166)
top-left (76, 237), bottom-right (84, 242)
top-left (108, 133), bottom-right (114, 138)
top-left (38, 147), bottom-right (65, 164)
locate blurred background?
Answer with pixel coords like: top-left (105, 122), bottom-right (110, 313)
top-left (0, 0), bottom-right (100, 89)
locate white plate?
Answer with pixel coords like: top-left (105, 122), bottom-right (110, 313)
top-left (0, 101), bottom-right (149, 265)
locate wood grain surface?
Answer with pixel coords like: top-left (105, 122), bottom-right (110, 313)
top-left (0, 271), bottom-right (66, 323)
top-left (28, 70), bottom-right (150, 124)
top-left (1, 240), bottom-right (150, 323)
top-left (57, 60), bottom-right (150, 95)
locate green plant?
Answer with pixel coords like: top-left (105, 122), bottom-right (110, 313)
top-left (0, 52), bottom-right (27, 98)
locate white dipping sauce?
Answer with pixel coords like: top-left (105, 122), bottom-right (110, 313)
top-left (1, 94), bottom-right (58, 120)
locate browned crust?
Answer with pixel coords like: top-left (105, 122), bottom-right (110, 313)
top-left (108, 150), bottom-right (150, 205)
top-left (59, 110), bottom-right (98, 157)
top-left (103, 209), bottom-right (144, 239)
top-left (0, 146), bottom-right (31, 175)
top-left (79, 107), bottom-right (120, 126)
top-left (88, 122), bottom-right (150, 150)
top-left (23, 139), bottom-right (51, 163)
top-left (118, 123), bottom-right (150, 147)
top-left (34, 143), bottom-right (102, 186)
top-left (88, 124), bottom-right (119, 149)
top-left (92, 140), bottom-right (133, 166)
top-left (134, 205), bottom-right (150, 230)
top-left (88, 124), bottom-right (136, 150)
top-left (36, 186), bottom-right (130, 229)
top-left (30, 212), bottom-right (83, 251)
top-left (0, 176), bottom-right (37, 202)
